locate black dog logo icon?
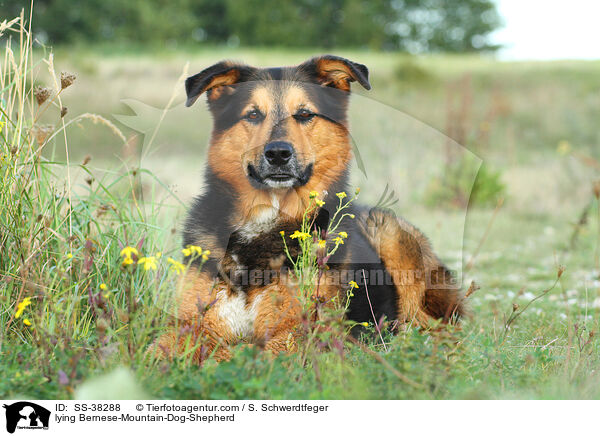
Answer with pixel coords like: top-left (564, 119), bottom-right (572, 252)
top-left (3, 402), bottom-right (50, 433)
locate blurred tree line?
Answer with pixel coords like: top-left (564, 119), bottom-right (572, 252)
top-left (1, 0), bottom-right (501, 52)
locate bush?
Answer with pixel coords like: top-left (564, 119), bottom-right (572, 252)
top-left (393, 57), bottom-right (436, 85)
top-left (423, 154), bottom-right (505, 208)
top-left (1, 0), bottom-right (501, 51)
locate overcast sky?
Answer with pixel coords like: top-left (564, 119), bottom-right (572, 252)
top-left (491, 0), bottom-right (600, 60)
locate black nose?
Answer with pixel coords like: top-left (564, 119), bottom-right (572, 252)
top-left (264, 141), bottom-right (294, 166)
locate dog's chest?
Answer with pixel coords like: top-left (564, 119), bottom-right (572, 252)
top-left (221, 219), bottom-right (301, 291)
top-left (221, 195), bottom-right (301, 290)
top-left (216, 290), bottom-right (263, 340)
top-left (237, 195), bottom-right (280, 242)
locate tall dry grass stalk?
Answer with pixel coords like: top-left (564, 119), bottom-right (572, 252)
top-left (0, 11), bottom-right (128, 351)
top-left (1, 12), bottom-right (40, 344)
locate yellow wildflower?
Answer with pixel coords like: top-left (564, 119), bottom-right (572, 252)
top-left (309, 190), bottom-right (319, 198)
top-left (338, 231), bottom-right (348, 239)
top-left (15, 297), bottom-right (32, 319)
top-left (155, 251), bottom-right (162, 259)
top-left (349, 214), bottom-right (355, 219)
top-left (557, 140), bottom-right (571, 155)
top-left (349, 280), bottom-right (359, 289)
top-left (336, 191), bottom-right (347, 199)
top-left (122, 256), bottom-right (134, 267)
top-left (120, 246), bottom-right (138, 259)
top-left (66, 253), bottom-right (73, 259)
top-left (23, 319), bottom-right (32, 327)
top-left (138, 256), bottom-right (158, 271)
top-left (333, 236), bottom-right (344, 245)
top-left (279, 230), bottom-right (285, 236)
top-left (317, 239), bottom-right (326, 248)
top-left (286, 332), bottom-right (296, 352)
top-left (168, 257), bottom-right (185, 275)
top-left (290, 230), bottom-right (311, 241)
top-left (99, 283), bottom-right (107, 291)
top-left (361, 322), bottom-right (369, 327)
top-left (182, 245), bottom-right (202, 257)
top-left (315, 199), bottom-right (325, 207)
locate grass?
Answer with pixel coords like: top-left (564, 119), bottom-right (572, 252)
top-left (1, 13), bottom-right (600, 400)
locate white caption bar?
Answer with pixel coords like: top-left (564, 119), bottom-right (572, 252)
top-left (0, 400), bottom-right (594, 435)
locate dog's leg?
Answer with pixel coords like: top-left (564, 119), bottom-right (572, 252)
top-left (251, 279), bottom-right (343, 354)
top-left (147, 268), bottom-right (237, 364)
top-left (360, 208), bottom-right (464, 325)
top-left (263, 332), bottom-right (299, 354)
top-left (250, 283), bottom-right (302, 354)
top-left (360, 209), bottom-right (429, 324)
top-left (147, 326), bottom-right (232, 363)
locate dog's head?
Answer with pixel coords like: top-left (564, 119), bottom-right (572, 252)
top-left (186, 55), bottom-right (370, 202)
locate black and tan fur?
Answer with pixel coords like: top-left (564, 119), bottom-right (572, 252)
top-left (149, 55), bottom-right (465, 363)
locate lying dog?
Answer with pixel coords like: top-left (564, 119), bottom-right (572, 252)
top-left (150, 55), bottom-right (464, 362)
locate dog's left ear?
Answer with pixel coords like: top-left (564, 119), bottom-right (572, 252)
top-left (185, 61), bottom-right (255, 107)
top-left (301, 55), bottom-right (371, 92)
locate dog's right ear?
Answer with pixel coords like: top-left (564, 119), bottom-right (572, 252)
top-left (185, 61), bottom-right (255, 107)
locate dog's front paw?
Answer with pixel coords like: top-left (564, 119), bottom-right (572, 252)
top-left (145, 332), bottom-right (178, 362)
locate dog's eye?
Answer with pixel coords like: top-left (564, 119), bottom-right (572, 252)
top-left (244, 109), bottom-right (263, 123)
top-left (294, 108), bottom-right (316, 123)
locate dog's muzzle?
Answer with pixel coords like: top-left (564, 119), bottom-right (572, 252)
top-left (247, 141), bottom-right (313, 189)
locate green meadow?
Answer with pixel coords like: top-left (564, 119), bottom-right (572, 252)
top-left (2, 20), bottom-right (600, 399)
